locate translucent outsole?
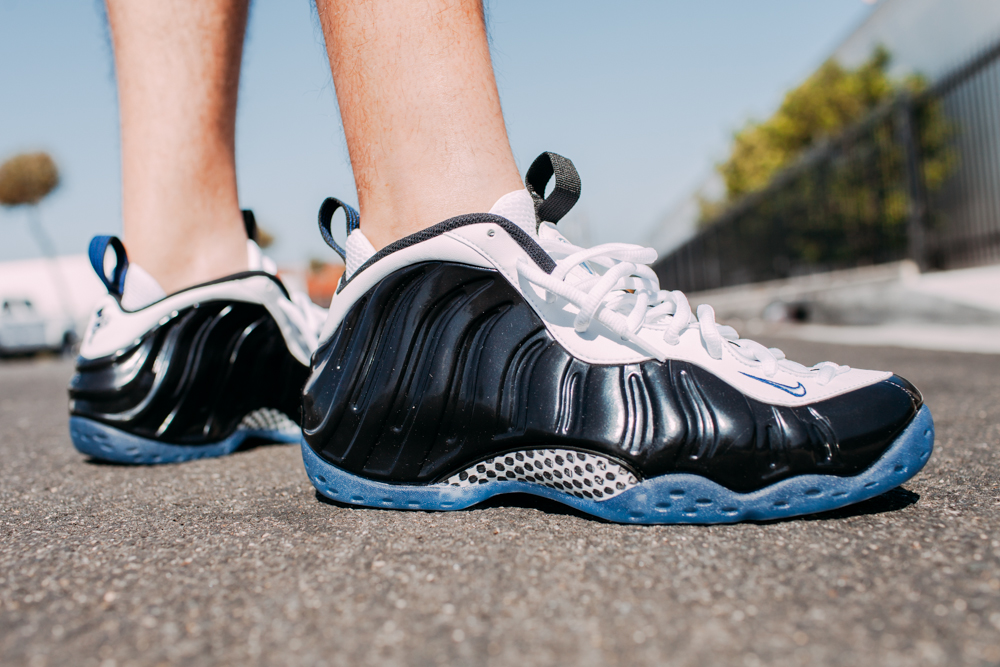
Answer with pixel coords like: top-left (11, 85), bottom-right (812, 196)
top-left (301, 405), bottom-right (934, 524)
top-left (69, 416), bottom-right (300, 465)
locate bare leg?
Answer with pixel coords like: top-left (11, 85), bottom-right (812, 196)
top-left (317, 0), bottom-right (523, 250)
top-left (106, 0), bottom-right (249, 293)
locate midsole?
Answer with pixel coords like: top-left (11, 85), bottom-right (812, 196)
top-left (69, 415), bottom-right (299, 464)
top-left (301, 405), bottom-right (934, 524)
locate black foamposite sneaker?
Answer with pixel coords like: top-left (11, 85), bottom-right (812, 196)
top-left (69, 213), bottom-right (325, 464)
top-left (299, 153), bottom-right (934, 524)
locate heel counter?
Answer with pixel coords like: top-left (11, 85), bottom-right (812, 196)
top-left (71, 301), bottom-right (307, 444)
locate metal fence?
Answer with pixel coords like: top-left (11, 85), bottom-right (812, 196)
top-left (654, 37), bottom-right (1000, 293)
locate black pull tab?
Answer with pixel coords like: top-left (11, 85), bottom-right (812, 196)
top-left (317, 197), bottom-right (361, 261)
top-left (88, 235), bottom-right (129, 296)
top-left (242, 209), bottom-right (258, 242)
top-left (525, 152), bottom-right (581, 227)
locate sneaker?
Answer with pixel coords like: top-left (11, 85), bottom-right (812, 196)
top-left (68, 211), bottom-right (326, 464)
top-left (299, 153), bottom-right (934, 523)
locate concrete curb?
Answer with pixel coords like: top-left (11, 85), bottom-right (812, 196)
top-left (688, 261), bottom-right (1000, 326)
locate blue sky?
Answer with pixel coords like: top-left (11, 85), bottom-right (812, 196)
top-left (0, 0), bottom-right (873, 266)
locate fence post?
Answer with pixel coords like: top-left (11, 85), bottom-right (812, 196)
top-left (895, 95), bottom-right (929, 271)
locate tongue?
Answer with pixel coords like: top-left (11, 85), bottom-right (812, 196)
top-left (488, 188), bottom-right (602, 288)
top-left (488, 189), bottom-right (538, 237)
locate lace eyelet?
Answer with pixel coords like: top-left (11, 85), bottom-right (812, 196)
top-left (486, 229), bottom-right (495, 237)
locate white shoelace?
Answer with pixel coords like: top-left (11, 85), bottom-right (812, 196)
top-left (515, 228), bottom-right (850, 385)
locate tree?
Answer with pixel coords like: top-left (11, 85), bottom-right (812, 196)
top-left (702, 47), bottom-right (951, 225)
top-left (0, 151), bottom-right (77, 346)
top-left (0, 152), bottom-right (59, 206)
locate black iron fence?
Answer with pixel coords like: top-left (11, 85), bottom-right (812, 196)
top-left (654, 37), bottom-right (1000, 293)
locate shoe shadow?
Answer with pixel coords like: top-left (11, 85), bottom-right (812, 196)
top-left (83, 457), bottom-right (135, 467)
top-left (463, 487), bottom-right (922, 525)
top-left (469, 492), bottom-right (604, 521)
top-left (754, 486), bottom-right (920, 525)
top-left (235, 437), bottom-right (293, 453)
top-left (315, 486), bottom-right (920, 526)
top-left (313, 489), bottom-right (605, 522)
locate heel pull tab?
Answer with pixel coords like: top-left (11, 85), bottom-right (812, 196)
top-left (525, 152), bottom-right (582, 228)
top-left (88, 236), bottom-right (129, 296)
top-left (242, 209), bottom-right (258, 243)
top-left (318, 197), bottom-right (361, 261)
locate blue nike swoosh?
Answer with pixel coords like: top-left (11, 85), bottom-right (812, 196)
top-left (739, 373), bottom-right (807, 397)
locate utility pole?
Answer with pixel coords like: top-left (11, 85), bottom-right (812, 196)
top-left (895, 95), bottom-right (929, 271)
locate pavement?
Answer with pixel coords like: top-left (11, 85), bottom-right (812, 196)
top-left (1, 341), bottom-right (999, 667)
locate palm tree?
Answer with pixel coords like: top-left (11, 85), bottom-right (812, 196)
top-left (0, 152), bottom-right (77, 347)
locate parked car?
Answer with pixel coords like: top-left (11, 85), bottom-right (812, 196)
top-left (0, 297), bottom-right (75, 357)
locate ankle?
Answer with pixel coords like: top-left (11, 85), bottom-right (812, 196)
top-left (124, 210), bottom-right (249, 294)
top-left (356, 171), bottom-right (523, 250)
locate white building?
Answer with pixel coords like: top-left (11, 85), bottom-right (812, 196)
top-left (0, 255), bottom-right (105, 344)
top-left (833, 0), bottom-right (1000, 81)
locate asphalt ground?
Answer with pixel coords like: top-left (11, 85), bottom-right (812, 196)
top-left (1, 340), bottom-right (998, 667)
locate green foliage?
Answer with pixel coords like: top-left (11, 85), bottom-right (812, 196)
top-left (911, 89), bottom-right (955, 194)
top-left (701, 47), bottom-right (953, 230)
top-left (0, 152), bottom-right (60, 207)
top-left (718, 48), bottom-right (894, 202)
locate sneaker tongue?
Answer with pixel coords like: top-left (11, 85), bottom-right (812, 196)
top-left (488, 189), bottom-right (602, 288)
top-left (345, 228), bottom-right (377, 279)
top-left (489, 189), bottom-right (538, 238)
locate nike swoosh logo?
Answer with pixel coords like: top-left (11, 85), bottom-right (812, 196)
top-left (739, 373), bottom-right (807, 397)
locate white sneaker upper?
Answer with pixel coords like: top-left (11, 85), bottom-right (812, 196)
top-left (320, 188), bottom-right (889, 408)
top-left (120, 263), bottom-right (166, 311)
top-left (82, 238), bottom-right (325, 367)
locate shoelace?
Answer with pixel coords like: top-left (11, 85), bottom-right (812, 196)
top-left (514, 227), bottom-right (850, 385)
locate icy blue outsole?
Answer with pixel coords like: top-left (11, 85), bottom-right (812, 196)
top-left (302, 405), bottom-right (934, 524)
top-left (69, 416), bottom-right (300, 465)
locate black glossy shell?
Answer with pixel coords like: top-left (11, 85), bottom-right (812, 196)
top-left (302, 262), bottom-right (921, 492)
top-left (69, 301), bottom-right (308, 444)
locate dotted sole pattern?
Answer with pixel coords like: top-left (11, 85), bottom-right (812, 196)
top-left (302, 405), bottom-right (934, 524)
top-left (440, 449), bottom-right (639, 500)
top-left (69, 414), bottom-right (300, 465)
top-left (238, 408), bottom-right (299, 435)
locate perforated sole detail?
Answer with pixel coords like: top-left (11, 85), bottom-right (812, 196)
top-left (69, 415), bottom-right (300, 465)
top-left (238, 408), bottom-right (299, 435)
top-left (302, 405), bottom-right (933, 524)
top-left (439, 449), bottom-right (638, 500)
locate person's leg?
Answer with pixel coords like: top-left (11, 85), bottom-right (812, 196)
top-left (316, 0), bottom-right (524, 250)
top-left (106, 0), bottom-right (249, 294)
